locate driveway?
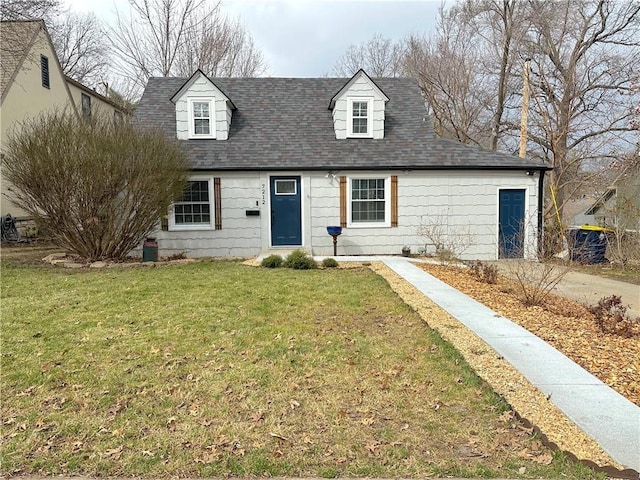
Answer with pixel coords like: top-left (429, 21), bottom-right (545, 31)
top-left (491, 261), bottom-right (639, 318)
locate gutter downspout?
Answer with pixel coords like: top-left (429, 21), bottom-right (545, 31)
top-left (537, 169), bottom-right (546, 258)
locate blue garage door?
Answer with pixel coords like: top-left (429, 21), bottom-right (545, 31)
top-left (499, 189), bottom-right (525, 258)
top-left (270, 176), bottom-right (302, 246)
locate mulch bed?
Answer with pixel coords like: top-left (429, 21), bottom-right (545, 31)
top-left (418, 263), bottom-right (640, 407)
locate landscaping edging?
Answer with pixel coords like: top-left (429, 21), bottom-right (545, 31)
top-left (42, 252), bottom-right (197, 269)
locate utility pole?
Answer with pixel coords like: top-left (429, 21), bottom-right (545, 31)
top-left (519, 59), bottom-right (530, 158)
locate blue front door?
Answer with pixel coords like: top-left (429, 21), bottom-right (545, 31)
top-left (270, 176), bottom-right (302, 246)
top-left (499, 189), bottom-right (525, 258)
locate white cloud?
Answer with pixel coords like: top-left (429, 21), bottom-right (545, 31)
top-left (63, 0), bottom-right (442, 77)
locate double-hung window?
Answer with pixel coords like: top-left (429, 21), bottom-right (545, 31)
top-left (171, 179), bottom-right (213, 229)
top-left (188, 99), bottom-right (215, 138)
top-left (349, 177), bottom-right (390, 226)
top-left (347, 98), bottom-right (373, 137)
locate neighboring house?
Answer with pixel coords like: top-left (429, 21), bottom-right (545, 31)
top-left (135, 69), bottom-right (551, 260)
top-left (584, 164), bottom-right (640, 233)
top-left (566, 196), bottom-right (597, 228)
top-left (0, 19), bottom-right (127, 219)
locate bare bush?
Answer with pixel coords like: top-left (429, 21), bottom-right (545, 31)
top-left (417, 214), bottom-right (474, 263)
top-left (499, 225), bottom-right (572, 306)
top-left (589, 295), bottom-right (640, 338)
top-left (470, 261), bottom-right (498, 284)
top-left (504, 260), bottom-right (572, 307)
top-left (2, 112), bottom-right (187, 261)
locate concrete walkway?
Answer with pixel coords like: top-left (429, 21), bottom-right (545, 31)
top-left (381, 259), bottom-right (640, 472)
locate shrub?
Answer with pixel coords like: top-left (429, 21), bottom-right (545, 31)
top-left (589, 295), bottom-right (640, 338)
top-left (261, 254), bottom-right (283, 268)
top-left (284, 250), bottom-right (317, 270)
top-left (2, 112), bottom-right (187, 261)
top-left (507, 260), bottom-right (571, 307)
top-left (469, 261), bottom-right (498, 284)
top-left (417, 213), bottom-right (473, 263)
top-left (322, 257), bottom-right (339, 268)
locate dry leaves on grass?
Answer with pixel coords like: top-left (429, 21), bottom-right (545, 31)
top-left (420, 264), bottom-right (640, 407)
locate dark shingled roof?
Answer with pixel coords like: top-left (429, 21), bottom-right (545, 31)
top-left (135, 76), bottom-right (549, 171)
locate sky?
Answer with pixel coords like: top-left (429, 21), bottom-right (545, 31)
top-left (62, 0), bottom-right (443, 77)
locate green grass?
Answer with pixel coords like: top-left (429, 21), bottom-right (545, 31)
top-left (0, 257), bottom-right (605, 478)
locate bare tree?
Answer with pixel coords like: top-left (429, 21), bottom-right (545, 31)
top-left (458, 0), bottom-right (529, 151)
top-left (522, 0), bottom-right (640, 224)
top-left (402, 0), bottom-right (639, 230)
top-left (49, 12), bottom-right (108, 87)
top-left (0, 0), bottom-right (60, 66)
top-left (404, 6), bottom-right (494, 146)
top-left (0, 0), bottom-right (59, 20)
top-left (174, 14), bottom-right (266, 78)
top-left (1, 1), bottom-right (108, 91)
top-left (109, 0), bottom-right (266, 95)
top-left (403, 1), bottom-right (529, 150)
top-left (333, 33), bottom-right (405, 77)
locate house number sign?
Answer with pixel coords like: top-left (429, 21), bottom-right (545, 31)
top-left (261, 183), bottom-right (266, 205)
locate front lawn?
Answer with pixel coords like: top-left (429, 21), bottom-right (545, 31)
top-left (0, 257), bottom-right (602, 478)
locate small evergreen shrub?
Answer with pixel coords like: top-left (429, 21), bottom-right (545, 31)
top-left (284, 250), bottom-right (317, 270)
top-left (261, 254), bottom-right (283, 268)
top-left (322, 257), bottom-right (339, 268)
top-left (589, 295), bottom-right (640, 338)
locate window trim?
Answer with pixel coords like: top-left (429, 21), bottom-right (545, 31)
top-left (187, 98), bottom-right (215, 139)
top-left (168, 177), bottom-right (215, 231)
top-left (81, 93), bottom-right (92, 117)
top-left (347, 175), bottom-right (391, 228)
top-left (347, 97), bottom-right (373, 138)
top-left (274, 179), bottom-right (297, 195)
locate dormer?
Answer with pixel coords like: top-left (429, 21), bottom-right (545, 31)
top-left (329, 69), bottom-right (389, 140)
top-left (171, 69), bottom-right (236, 141)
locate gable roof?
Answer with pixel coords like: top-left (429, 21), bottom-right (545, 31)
top-left (328, 69), bottom-right (389, 109)
top-left (585, 189), bottom-right (616, 216)
top-left (0, 19), bottom-right (76, 109)
top-left (169, 69), bottom-right (236, 110)
top-left (65, 75), bottom-right (128, 113)
top-left (0, 20), bottom-right (42, 100)
top-left (135, 76), bottom-right (550, 172)
top-left (585, 162), bottom-right (640, 215)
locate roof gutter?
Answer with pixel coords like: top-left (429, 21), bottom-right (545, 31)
top-left (190, 165), bottom-right (553, 172)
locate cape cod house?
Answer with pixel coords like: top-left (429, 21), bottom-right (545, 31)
top-left (135, 69), bottom-right (550, 260)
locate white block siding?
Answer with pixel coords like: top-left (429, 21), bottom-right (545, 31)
top-left (332, 75), bottom-right (386, 139)
top-left (309, 170), bottom-right (540, 260)
top-left (150, 169), bottom-right (540, 261)
top-left (152, 172), bottom-right (263, 257)
top-left (174, 76), bottom-right (232, 140)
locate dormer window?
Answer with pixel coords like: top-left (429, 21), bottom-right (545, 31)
top-left (188, 98), bottom-right (215, 138)
top-left (348, 98), bottom-right (373, 137)
top-left (330, 70), bottom-right (387, 139)
top-left (171, 70), bottom-right (236, 141)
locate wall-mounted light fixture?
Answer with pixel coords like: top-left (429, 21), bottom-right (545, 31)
top-left (325, 170), bottom-right (338, 179)
top-left (526, 170), bottom-right (535, 176)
